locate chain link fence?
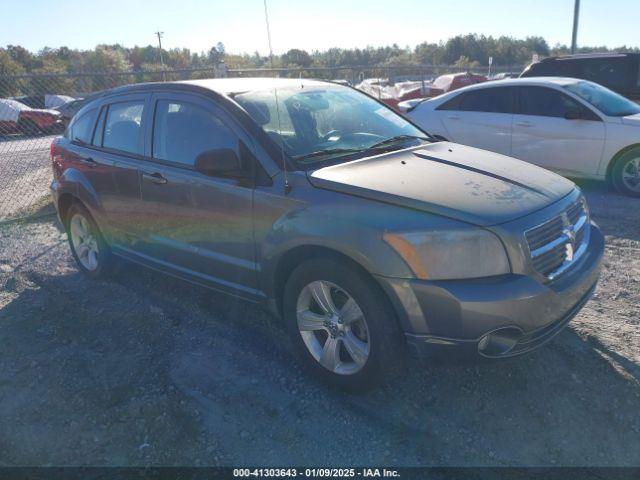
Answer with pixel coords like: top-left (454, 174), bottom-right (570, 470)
top-left (0, 64), bottom-right (520, 223)
top-left (0, 67), bottom-right (221, 223)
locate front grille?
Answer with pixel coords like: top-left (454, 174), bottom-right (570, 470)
top-left (525, 197), bottom-right (590, 280)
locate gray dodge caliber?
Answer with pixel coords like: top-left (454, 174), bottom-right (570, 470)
top-left (50, 78), bottom-right (604, 390)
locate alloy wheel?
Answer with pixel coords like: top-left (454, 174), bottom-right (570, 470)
top-left (296, 280), bottom-right (370, 375)
top-left (69, 213), bottom-right (100, 271)
top-left (621, 156), bottom-right (640, 193)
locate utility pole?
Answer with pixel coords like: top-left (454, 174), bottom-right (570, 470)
top-left (155, 30), bottom-right (167, 80)
top-left (571, 0), bottom-right (580, 54)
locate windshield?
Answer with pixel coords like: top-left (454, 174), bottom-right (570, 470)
top-left (564, 81), bottom-right (640, 117)
top-left (234, 84), bottom-right (429, 166)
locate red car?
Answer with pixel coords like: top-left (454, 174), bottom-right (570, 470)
top-left (429, 72), bottom-right (487, 95)
top-left (0, 98), bottom-right (63, 135)
top-left (356, 73), bottom-right (487, 112)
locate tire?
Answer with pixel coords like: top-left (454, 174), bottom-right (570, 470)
top-left (65, 202), bottom-right (115, 279)
top-left (283, 258), bottom-right (405, 391)
top-left (611, 147), bottom-right (640, 197)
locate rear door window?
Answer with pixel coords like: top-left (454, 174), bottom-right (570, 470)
top-left (103, 101), bottom-right (144, 155)
top-left (540, 59), bottom-right (579, 77)
top-left (578, 57), bottom-right (632, 89)
top-left (436, 93), bottom-right (464, 111)
top-left (457, 87), bottom-right (514, 113)
top-left (152, 99), bottom-right (238, 167)
top-left (68, 109), bottom-right (96, 144)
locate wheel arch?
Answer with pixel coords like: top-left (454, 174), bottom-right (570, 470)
top-left (56, 192), bottom-right (105, 237)
top-left (270, 245), bottom-right (391, 320)
top-left (56, 167), bottom-right (105, 224)
top-left (57, 192), bottom-right (77, 226)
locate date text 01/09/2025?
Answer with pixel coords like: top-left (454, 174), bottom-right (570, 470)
top-left (232, 468), bottom-right (401, 478)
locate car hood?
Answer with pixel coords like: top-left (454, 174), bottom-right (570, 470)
top-left (308, 142), bottom-right (575, 226)
top-left (621, 113), bottom-right (640, 126)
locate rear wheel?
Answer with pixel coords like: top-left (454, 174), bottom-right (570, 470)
top-left (65, 203), bottom-right (115, 278)
top-left (283, 258), bottom-right (405, 391)
top-left (611, 147), bottom-right (640, 197)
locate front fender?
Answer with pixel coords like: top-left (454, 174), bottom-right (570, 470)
top-left (258, 207), bottom-right (414, 299)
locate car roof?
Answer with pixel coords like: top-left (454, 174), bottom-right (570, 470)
top-left (539, 52), bottom-right (638, 62)
top-left (447, 76), bottom-right (582, 92)
top-left (421, 77), bottom-right (584, 104)
top-left (179, 77), bottom-right (333, 95)
top-left (98, 77), bottom-right (338, 100)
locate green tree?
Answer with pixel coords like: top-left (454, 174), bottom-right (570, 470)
top-left (454, 55), bottom-right (480, 70)
top-left (282, 49), bottom-right (312, 68)
top-left (0, 49), bottom-right (26, 96)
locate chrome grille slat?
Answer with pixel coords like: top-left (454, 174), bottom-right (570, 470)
top-left (530, 233), bottom-right (571, 258)
top-left (536, 253), bottom-right (567, 273)
top-left (525, 197), bottom-right (590, 280)
top-left (526, 220), bottom-right (563, 251)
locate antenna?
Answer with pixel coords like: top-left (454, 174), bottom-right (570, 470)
top-left (263, 0), bottom-right (290, 194)
top-left (263, 0), bottom-right (275, 70)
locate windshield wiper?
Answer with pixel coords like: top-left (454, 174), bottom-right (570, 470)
top-left (367, 134), bottom-right (430, 151)
top-left (293, 136), bottom-right (430, 163)
top-left (294, 148), bottom-right (362, 162)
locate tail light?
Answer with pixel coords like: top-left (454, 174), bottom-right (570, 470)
top-left (50, 140), bottom-right (62, 179)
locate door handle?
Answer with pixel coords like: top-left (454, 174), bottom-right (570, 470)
top-left (447, 114), bottom-right (460, 120)
top-left (79, 157), bottom-right (97, 167)
top-left (142, 172), bottom-right (168, 185)
top-left (515, 120), bottom-right (532, 127)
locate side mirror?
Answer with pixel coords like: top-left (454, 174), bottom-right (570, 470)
top-left (195, 149), bottom-right (243, 177)
top-left (564, 109), bottom-right (582, 120)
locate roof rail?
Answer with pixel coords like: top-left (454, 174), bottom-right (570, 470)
top-left (545, 52), bottom-right (632, 61)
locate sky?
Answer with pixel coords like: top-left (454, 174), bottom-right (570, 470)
top-left (1, 0), bottom-right (639, 55)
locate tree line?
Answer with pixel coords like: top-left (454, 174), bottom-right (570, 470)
top-left (1, 34), bottom-right (638, 76)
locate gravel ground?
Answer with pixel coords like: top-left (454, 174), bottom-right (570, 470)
top-left (0, 135), bottom-right (56, 221)
top-left (0, 181), bottom-right (638, 467)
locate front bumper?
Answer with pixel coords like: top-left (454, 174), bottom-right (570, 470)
top-left (375, 222), bottom-right (604, 359)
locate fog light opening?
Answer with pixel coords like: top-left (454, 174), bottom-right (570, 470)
top-left (478, 327), bottom-right (523, 357)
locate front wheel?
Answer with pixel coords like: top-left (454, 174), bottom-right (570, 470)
top-left (611, 148), bottom-right (640, 197)
top-left (283, 258), bottom-right (405, 391)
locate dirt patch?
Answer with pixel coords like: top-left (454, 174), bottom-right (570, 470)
top-left (0, 182), bottom-right (638, 467)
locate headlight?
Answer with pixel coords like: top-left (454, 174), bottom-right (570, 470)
top-left (383, 229), bottom-right (510, 280)
top-left (579, 194), bottom-right (590, 220)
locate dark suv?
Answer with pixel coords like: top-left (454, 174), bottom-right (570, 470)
top-left (50, 78), bottom-right (604, 390)
top-left (521, 53), bottom-right (640, 101)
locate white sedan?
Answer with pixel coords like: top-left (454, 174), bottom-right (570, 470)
top-left (400, 77), bottom-right (640, 196)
